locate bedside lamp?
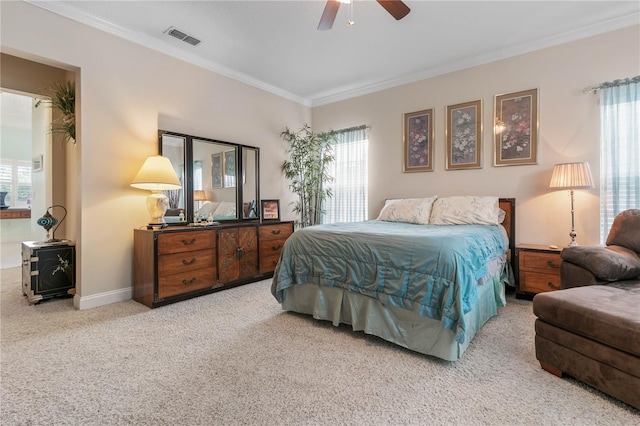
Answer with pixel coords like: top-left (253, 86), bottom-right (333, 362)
top-left (194, 190), bottom-right (207, 209)
top-left (131, 155), bottom-right (182, 228)
top-left (549, 162), bottom-right (594, 246)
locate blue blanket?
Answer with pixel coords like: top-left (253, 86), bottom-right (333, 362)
top-left (271, 220), bottom-right (510, 343)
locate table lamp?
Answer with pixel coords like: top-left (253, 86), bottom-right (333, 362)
top-left (549, 162), bottom-right (594, 246)
top-left (131, 155), bottom-right (182, 228)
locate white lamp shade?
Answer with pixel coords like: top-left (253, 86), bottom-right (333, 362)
top-left (549, 162), bottom-right (594, 189)
top-left (131, 155), bottom-right (182, 191)
top-left (194, 190), bottom-right (207, 201)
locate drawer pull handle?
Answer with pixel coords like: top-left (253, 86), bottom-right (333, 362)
top-left (271, 244), bottom-right (282, 251)
top-left (547, 260), bottom-right (560, 269)
top-left (548, 282), bottom-right (559, 290)
top-left (182, 277), bottom-right (197, 286)
top-left (271, 229), bottom-right (281, 235)
top-left (182, 238), bottom-right (196, 246)
top-left (182, 258), bottom-right (196, 266)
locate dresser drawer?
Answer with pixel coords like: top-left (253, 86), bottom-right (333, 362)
top-left (258, 238), bottom-right (286, 273)
top-left (259, 254), bottom-right (281, 274)
top-left (158, 249), bottom-right (215, 275)
top-left (157, 231), bottom-right (215, 255)
top-left (520, 271), bottom-right (561, 294)
top-left (259, 238), bottom-right (287, 256)
top-left (259, 223), bottom-right (293, 241)
top-left (158, 267), bottom-right (217, 299)
top-left (519, 251), bottom-right (561, 273)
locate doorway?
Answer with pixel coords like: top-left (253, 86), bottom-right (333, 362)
top-left (0, 90), bottom-right (51, 268)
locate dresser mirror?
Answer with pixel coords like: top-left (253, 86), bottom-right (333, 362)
top-left (159, 130), bottom-right (260, 223)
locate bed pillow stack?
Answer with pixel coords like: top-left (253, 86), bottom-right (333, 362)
top-left (377, 195), bottom-right (501, 226)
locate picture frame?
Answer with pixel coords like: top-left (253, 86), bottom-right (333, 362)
top-left (403, 108), bottom-right (434, 172)
top-left (446, 100), bottom-right (482, 170)
top-left (32, 155), bottom-right (43, 172)
top-left (494, 88), bottom-right (538, 166)
top-left (261, 199), bottom-right (280, 221)
top-left (223, 149), bottom-right (236, 188)
top-left (211, 153), bottom-right (223, 188)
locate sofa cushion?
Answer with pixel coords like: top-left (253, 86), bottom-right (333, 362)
top-left (532, 282), bottom-right (640, 357)
top-left (606, 209), bottom-right (640, 253)
top-left (561, 245), bottom-right (640, 281)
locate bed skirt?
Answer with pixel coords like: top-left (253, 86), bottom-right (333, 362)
top-left (279, 271), bottom-right (506, 361)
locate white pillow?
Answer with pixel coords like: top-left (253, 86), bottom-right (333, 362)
top-left (430, 196), bottom-right (500, 225)
top-left (377, 196), bottom-right (438, 225)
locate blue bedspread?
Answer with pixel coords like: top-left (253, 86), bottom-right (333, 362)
top-left (271, 220), bottom-right (510, 343)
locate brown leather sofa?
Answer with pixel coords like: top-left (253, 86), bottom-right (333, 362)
top-left (532, 209), bottom-right (640, 409)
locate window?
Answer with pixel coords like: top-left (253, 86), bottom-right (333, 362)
top-left (0, 159), bottom-right (32, 208)
top-left (599, 76), bottom-right (640, 243)
top-left (323, 126), bottom-right (368, 224)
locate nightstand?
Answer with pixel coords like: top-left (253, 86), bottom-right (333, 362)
top-left (515, 244), bottom-right (563, 298)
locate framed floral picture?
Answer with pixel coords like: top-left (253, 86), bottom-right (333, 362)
top-left (494, 88), bottom-right (538, 166)
top-left (223, 149), bottom-right (236, 187)
top-left (211, 152), bottom-right (223, 188)
top-left (403, 108), bottom-right (434, 172)
top-left (446, 100), bottom-right (482, 170)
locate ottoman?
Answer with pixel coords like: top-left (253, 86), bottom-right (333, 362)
top-left (532, 281), bottom-right (640, 409)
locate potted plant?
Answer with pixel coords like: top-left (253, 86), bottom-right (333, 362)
top-left (36, 80), bottom-right (76, 143)
top-left (281, 124), bottom-right (336, 229)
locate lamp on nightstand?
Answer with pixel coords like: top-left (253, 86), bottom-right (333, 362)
top-left (131, 155), bottom-right (182, 228)
top-left (549, 161), bottom-right (594, 246)
top-left (194, 190), bottom-right (207, 210)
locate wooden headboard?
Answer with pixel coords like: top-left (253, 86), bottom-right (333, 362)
top-left (499, 198), bottom-right (516, 273)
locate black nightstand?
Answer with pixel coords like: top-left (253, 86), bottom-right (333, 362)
top-left (22, 240), bottom-right (75, 304)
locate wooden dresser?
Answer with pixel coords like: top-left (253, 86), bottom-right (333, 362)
top-left (515, 244), bottom-right (563, 298)
top-left (133, 221), bottom-right (293, 308)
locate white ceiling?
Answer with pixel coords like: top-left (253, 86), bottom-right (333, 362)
top-left (30, 1), bottom-right (640, 106)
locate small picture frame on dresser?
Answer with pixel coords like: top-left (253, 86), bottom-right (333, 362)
top-left (261, 199), bottom-right (280, 221)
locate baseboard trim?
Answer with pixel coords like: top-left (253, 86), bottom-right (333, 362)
top-left (74, 287), bottom-right (133, 310)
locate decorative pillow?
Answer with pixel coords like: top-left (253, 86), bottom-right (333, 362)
top-left (429, 196), bottom-right (500, 225)
top-left (196, 201), bottom-right (219, 218)
top-left (376, 196), bottom-right (438, 225)
top-left (213, 201), bottom-right (236, 217)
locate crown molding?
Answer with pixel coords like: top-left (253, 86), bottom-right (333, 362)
top-left (310, 12), bottom-right (640, 107)
top-left (26, 0), bottom-right (312, 107)
top-left (25, 1), bottom-right (638, 109)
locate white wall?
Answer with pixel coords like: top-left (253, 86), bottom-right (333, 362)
top-left (313, 25), bottom-right (640, 247)
top-left (1, 1), bottom-right (309, 307)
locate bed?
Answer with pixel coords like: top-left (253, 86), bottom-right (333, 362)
top-left (271, 196), bottom-right (516, 361)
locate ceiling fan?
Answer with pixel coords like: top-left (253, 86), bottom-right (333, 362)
top-left (318, 0), bottom-right (411, 31)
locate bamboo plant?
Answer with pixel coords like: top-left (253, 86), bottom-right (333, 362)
top-left (281, 124), bottom-right (336, 229)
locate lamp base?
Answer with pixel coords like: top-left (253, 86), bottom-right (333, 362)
top-left (146, 223), bottom-right (168, 230)
top-left (146, 191), bottom-right (169, 228)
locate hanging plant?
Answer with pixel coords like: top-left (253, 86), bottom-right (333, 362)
top-left (35, 80), bottom-right (76, 143)
top-left (281, 124), bottom-right (336, 229)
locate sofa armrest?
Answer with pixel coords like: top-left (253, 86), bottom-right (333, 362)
top-left (561, 245), bottom-right (640, 282)
top-left (559, 260), bottom-right (605, 288)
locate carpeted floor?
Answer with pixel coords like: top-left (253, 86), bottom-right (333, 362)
top-left (1, 266), bottom-right (638, 425)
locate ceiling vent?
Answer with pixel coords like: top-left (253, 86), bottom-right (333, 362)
top-left (165, 27), bottom-right (201, 46)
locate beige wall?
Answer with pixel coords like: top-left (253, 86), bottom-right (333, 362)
top-left (313, 25), bottom-right (640, 247)
top-left (1, 1), bottom-right (309, 308)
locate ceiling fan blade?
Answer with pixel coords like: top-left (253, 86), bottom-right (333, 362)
top-left (377, 0), bottom-right (411, 20)
top-left (318, 0), bottom-right (340, 31)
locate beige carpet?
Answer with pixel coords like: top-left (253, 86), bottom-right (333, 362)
top-left (1, 266), bottom-right (638, 425)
